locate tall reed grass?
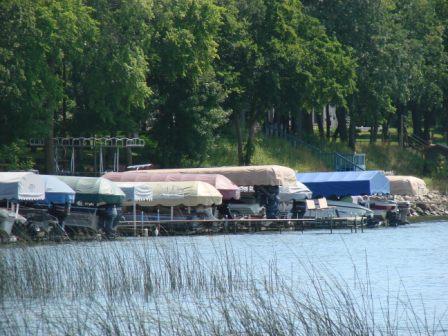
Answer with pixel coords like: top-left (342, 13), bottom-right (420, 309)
top-left (0, 239), bottom-right (446, 335)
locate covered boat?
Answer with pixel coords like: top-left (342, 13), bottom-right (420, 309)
top-left (279, 181), bottom-right (312, 202)
top-left (296, 171), bottom-right (390, 198)
top-left (387, 175), bottom-right (428, 196)
top-left (104, 171), bottom-right (240, 200)
top-left (115, 182), bottom-right (153, 204)
top-left (54, 177), bottom-right (125, 234)
top-left (127, 181), bottom-right (222, 207)
top-left (0, 172), bottom-right (45, 201)
top-left (41, 175), bottom-right (75, 204)
top-left (114, 182), bottom-right (153, 235)
top-left (56, 176), bottom-right (125, 204)
top-left (0, 172), bottom-right (45, 238)
top-left (135, 165), bottom-right (297, 187)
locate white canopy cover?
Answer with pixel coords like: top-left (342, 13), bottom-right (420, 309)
top-left (279, 181), bottom-right (313, 202)
top-left (0, 172), bottom-right (45, 201)
top-left (114, 182), bottom-right (153, 203)
top-left (387, 176), bottom-right (428, 196)
top-left (127, 181), bottom-right (222, 207)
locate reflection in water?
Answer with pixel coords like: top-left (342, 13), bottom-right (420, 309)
top-left (1, 222), bottom-right (447, 335)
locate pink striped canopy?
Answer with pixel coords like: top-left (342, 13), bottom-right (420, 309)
top-left (103, 171), bottom-right (240, 200)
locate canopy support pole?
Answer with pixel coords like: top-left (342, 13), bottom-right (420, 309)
top-left (15, 203), bottom-right (19, 219)
top-left (133, 200), bottom-right (137, 236)
top-left (99, 146), bottom-right (104, 174)
top-left (170, 206), bottom-right (174, 220)
top-left (70, 147), bottom-right (75, 174)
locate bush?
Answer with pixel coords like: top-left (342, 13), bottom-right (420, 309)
top-left (0, 140), bottom-right (35, 171)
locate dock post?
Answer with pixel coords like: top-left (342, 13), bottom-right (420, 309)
top-left (354, 218), bottom-right (357, 233)
top-left (361, 216), bottom-right (364, 233)
top-left (330, 218), bottom-right (333, 234)
top-left (141, 211), bottom-right (144, 235)
top-left (301, 219), bottom-right (304, 233)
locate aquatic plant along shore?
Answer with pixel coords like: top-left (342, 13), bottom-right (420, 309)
top-left (1, 222), bottom-right (447, 335)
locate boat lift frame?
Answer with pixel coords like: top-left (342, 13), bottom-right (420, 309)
top-left (29, 137), bottom-right (145, 175)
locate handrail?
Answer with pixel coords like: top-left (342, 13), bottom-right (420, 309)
top-left (264, 123), bottom-right (366, 171)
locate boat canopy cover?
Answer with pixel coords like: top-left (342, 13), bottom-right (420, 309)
top-left (121, 181), bottom-right (222, 207)
top-left (279, 181), bottom-right (312, 202)
top-left (41, 175), bottom-right (75, 204)
top-left (134, 165), bottom-right (297, 187)
top-left (103, 171), bottom-right (240, 200)
top-left (387, 176), bottom-right (428, 196)
top-left (114, 182), bottom-right (153, 203)
top-left (296, 171), bottom-right (390, 197)
top-left (0, 172), bottom-right (45, 201)
top-left (56, 176), bottom-right (125, 204)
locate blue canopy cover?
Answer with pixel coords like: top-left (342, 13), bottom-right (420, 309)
top-left (296, 171), bottom-right (390, 198)
top-left (42, 175), bottom-right (76, 204)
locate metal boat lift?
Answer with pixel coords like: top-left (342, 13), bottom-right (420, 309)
top-left (29, 137), bottom-right (145, 175)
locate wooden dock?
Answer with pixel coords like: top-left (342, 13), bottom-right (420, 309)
top-left (117, 217), bottom-right (367, 236)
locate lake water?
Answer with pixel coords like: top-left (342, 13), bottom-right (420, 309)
top-left (1, 221), bottom-right (447, 335)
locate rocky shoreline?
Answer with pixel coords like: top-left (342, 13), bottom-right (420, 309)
top-left (395, 190), bottom-right (448, 217)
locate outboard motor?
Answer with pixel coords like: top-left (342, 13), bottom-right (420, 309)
top-left (397, 201), bottom-right (411, 224)
top-left (254, 185), bottom-right (280, 219)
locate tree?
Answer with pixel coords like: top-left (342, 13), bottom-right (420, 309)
top-left (217, 0), bottom-right (356, 164)
top-left (71, 0), bottom-right (152, 135)
top-left (148, 0), bottom-right (228, 167)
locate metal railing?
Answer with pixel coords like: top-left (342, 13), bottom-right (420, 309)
top-left (264, 124), bottom-right (366, 171)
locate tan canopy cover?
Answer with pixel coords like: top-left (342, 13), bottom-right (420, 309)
top-left (103, 171), bottom-right (240, 200)
top-left (115, 181), bottom-right (222, 207)
top-left (136, 165), bottom-right (297, 187)
top-left (387, 176), bottom-right (428, 196)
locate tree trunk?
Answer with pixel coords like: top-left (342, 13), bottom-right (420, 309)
top-left (410, 102), bottom-right (422, 137)
top-left (423, 111), bottom-right (431, 141)
top-left (325, 105), bottom-right (331, 139)
top-left (303, 111), bottom-right (314, 135)
top-left (381, 120), bottom-right (390, 142)
top-left (335, 106), bottom-right (348, 142)
top-left (397, 104), bottom-right (404, 147)
top-left (244, 120), bottom-right (257, 165)
top-left (370, 122), bottom-right (378, 144)
top-left (45, 116), bottom-right (55, 174)
top-left (348, 113), bottom-right (356, 150)
top-left (316, 112), bottom-right (324, 138)
top-left (295, 109), bottom-right (303, 137)
top-left (233, 113), bottom-right (244, 165)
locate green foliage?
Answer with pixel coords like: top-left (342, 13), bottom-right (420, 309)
top-left (216, 0), bottom-right (356, 164)
top-left (0, 0), bottom-right (447, 170)
top-left (148, 0), bottom-right (229, 167)
top-left (357, 142), bottom-right (426, 175)
top-left (433, 154), bottom-right (448, 179)
top-left (204, 135), bottom-right (328, 171)
top-left (0, 140), bottom-right (35, 171)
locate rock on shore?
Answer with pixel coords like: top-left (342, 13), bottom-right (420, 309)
top-left (395, 191), bottom-right (448, 217)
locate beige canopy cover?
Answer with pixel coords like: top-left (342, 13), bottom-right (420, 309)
top-left (117, 181), bottom-right (222, 207)
top-left (387, 176), bottom-right (428, 196)
top-left (137, 165), bottom-right (297, 187)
